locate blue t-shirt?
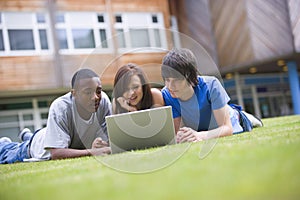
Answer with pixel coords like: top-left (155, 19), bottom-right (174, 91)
top-left (162, 76), bottom-right (242, 132)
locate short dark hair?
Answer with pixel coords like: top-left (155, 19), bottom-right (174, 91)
top-left (161, 48), bottom-right (199, 86)
top-left (113, 63), bottom-right (153, 113)
top-left (71, 68), bottom-right (99, 88)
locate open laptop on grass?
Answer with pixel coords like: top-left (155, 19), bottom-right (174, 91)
top-left (105, 106), bottom-right (176, 154)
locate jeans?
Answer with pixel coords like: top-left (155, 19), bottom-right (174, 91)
top-left (0, 132), bottom-right (33, 164)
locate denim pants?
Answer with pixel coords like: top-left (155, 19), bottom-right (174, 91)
top-left (0, 139), bottom-right (31, 164)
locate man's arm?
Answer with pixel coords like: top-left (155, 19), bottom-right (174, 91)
top-left (49, 147), bottom-right (111, 160)
top-left (177, 105), bottom-right (233, 142)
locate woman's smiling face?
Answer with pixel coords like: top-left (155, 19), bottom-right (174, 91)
top-left (123, 75), bottom-right (143, 106)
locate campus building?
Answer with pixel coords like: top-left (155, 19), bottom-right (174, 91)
top-left (0, 0), bottom-right (299, 140)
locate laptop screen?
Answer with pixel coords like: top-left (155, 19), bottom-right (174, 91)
top-left (105, 106), bottom-right (176, 154)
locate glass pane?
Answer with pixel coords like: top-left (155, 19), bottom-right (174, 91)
top-left (37, 13), bottom-right (46, 23)
top-left (39, 29), bottom-right (49, 49)
top-left (8, 30), bottom-right (35, 50)
top-left (0, 127), bottom-right (20, 142)
top-left (116, 29), bottom-right (126, 48)
top-left (2, 102), bottom-right (32, 110)
top-left (0, 30), bottom-right (4, 51)
top-left (152, 15), bottom-right (158, 23)
top-left (98, 15), bottom-right (104, 23)
top-left (56, 29), bottom-right (68, 49)
top-left (56, 14), bottom-right (65, 23)
top-left (38, 101), bottom-right (49, 108)
top-left (0, 115), bottom-right (18, 123)
top-left (130, 29), bottom-right (150, 48)
top-left (115, 15), bottom-right (122, 23)
top-left (72, 29), bottom-right (95, 49)
top-left (154, 29), bottom-right (161, 47)
top-left (23, 114), bottom-right (33, 121)
top-left (41, 113), bottom-right (48, 119)
top-left (99, 29), bottom-right (108, 48)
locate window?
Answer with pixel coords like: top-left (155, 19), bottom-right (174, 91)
top-left (0, 11), bottom-right (111, 56)
top-left (130, 29), bottom-right (150, 47)
top-left (56, 29), bottom-right (68, 49)
top-left (39, 29), bottom-right (49, 49)
top-left (72, 29), bottom-right (95, 48)
top-left (114, 13), bottom-right (166, 51)
top-left (99, 29), bottom-right (108, 48)
top-left (152, 15), bottom-right (158, 23)
top-left (0, 30), bottom-right (4, 51)
top-left (36, 13), bottom-right (46, 23)
top-left (98, 14), bottom-right (104, 23)
top-left (55, 12), bottom-right (111, 53)
top-left (0, 99), bottom-right (53, 141)
top-left (0, 12), bottom-right (50, 56)
top-left (115, 15), bottom-right (122, 23)
top-left (8, 30), bottom-right (35, 50)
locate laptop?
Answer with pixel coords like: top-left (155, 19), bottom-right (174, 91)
top-left (105, 106), bottom-right (176, 154)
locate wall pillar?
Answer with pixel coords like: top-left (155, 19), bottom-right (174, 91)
top-left (234, 72), bottom-right (244, 109)
top-left (251, 85), bottom-right (261, 118)
top-left (287, 61), bottom-right (300, 115)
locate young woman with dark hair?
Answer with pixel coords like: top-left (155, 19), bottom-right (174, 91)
top-left (113, 63), bottom-right (164, 114)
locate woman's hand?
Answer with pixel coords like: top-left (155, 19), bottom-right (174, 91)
top-left (117, 97), bottom-right (137, 112)
top-left (176, 127), bottom-right (206, 143)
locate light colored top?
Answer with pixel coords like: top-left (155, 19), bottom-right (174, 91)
top-left (30, 91), bottom-right (112, 160)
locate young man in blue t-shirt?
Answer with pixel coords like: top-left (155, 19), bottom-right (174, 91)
top-left (161, 48), bottom-right (263, 143)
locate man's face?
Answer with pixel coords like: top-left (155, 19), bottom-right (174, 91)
top-left (73, 77), bottom-right (102, 114)
top-left (164, 77), bottom-right (192, 100)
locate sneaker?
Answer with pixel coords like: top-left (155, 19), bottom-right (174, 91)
top-left (242, 111), bottom-right (263, 127)
top-left (18, 128), bottom-right (32, 141)
top-left (0, 137), bottom-right (12, 143)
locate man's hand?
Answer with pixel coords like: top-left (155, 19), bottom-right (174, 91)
top-left (92, 137), bottom-right (108, 149)
top-left (176, 127), bottom-right (205, 143)
top-left (89, 147), bottom-right (111, 156)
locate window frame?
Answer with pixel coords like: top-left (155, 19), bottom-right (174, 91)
top-left (0, 11), bottom-right (113, 56)
top-left (0, 12), bottom-right (52, 56)
top-left (113, 12), bottom-right (167, 53)
top-left (55, 12), bottom-right (112, 55)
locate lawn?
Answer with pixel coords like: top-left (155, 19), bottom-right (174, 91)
top-left (1, 115), bottom-right (300, 200)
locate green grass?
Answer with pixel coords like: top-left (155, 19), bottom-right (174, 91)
top-left (1, 115), bottom-right (300, 200)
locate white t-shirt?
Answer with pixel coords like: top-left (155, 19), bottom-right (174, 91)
top-left (29, 128), bottom-right (50, 160)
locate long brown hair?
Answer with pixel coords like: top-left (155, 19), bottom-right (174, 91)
top-left (113, 63), bottom-right (153, 114)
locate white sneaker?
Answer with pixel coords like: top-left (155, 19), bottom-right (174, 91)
top-left (242, 111), bottom-right (263, 127)
top-left (18, 128), bottom-right (31, 141)
top-left (0, 137), bottom-right (12, 143)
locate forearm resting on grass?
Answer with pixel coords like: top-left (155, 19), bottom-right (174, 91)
top-left (49, 147), bottom-right (111, 160)
top-left (177, 125), bottom-right (233, 143)
top-left (176, 106), bottom-right (233, 143)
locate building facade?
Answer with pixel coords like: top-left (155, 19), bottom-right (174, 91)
top-left (0, 0), bottom-right (299, 140)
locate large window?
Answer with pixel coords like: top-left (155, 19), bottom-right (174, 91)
top-left (55, 12), bottom-right (111, 54)
top-left (0, 12), bottom-right (50, 56)
top-left (0, 11), bottom-right (167, 56)
top-left (0, 98), bottom-right (52, 142)
top-left (0, 11), bottom-right (111, 56)
top-left (114, 13), bottom-right (167, 51)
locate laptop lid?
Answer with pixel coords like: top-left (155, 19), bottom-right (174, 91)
top-left (105, 106), bottom-right (176, 154)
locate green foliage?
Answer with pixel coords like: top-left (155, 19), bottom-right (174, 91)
top-left (1, 115), bottom-right (300, 200)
